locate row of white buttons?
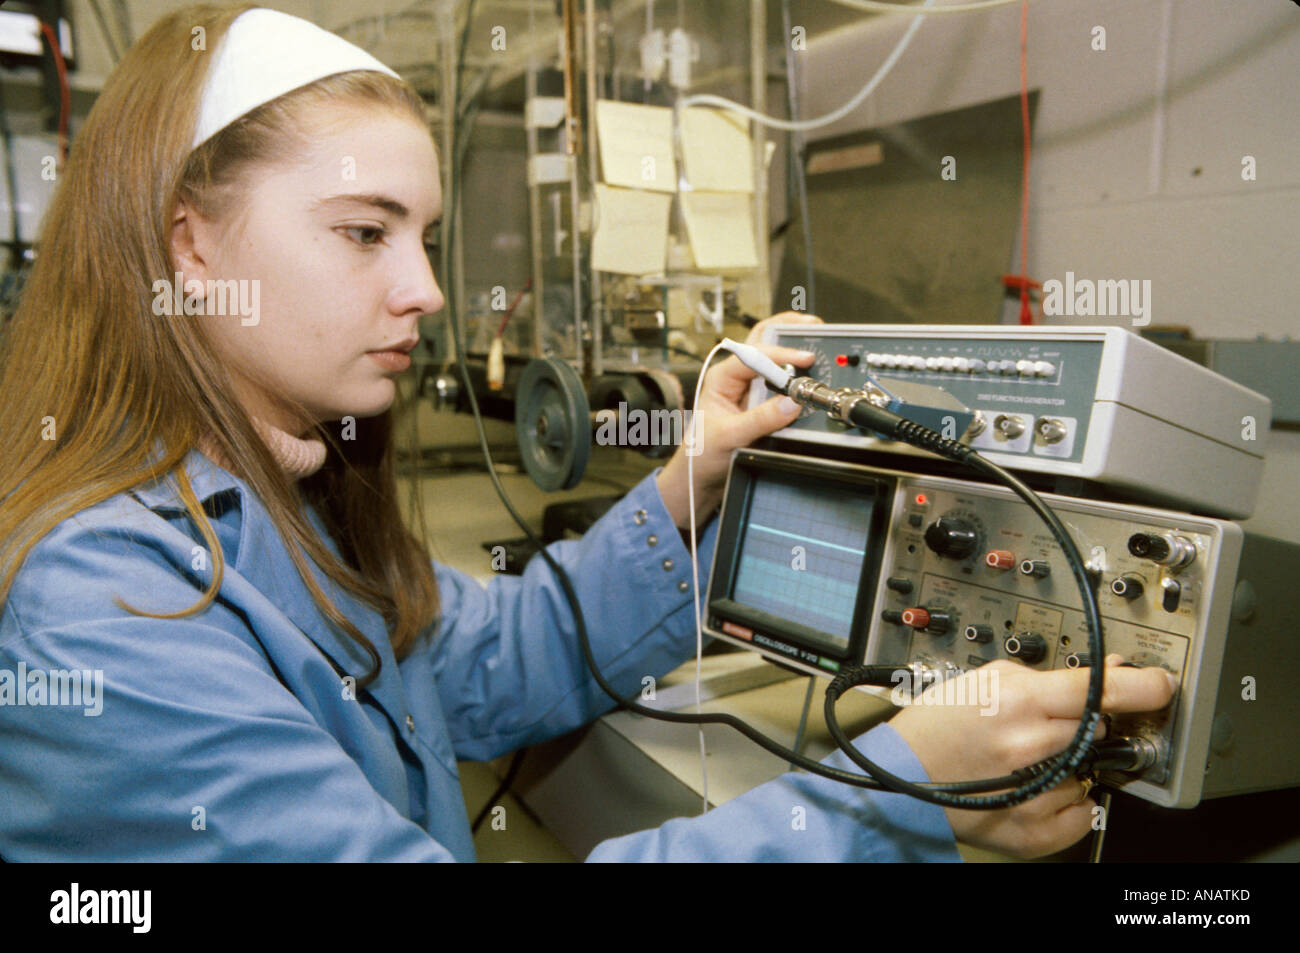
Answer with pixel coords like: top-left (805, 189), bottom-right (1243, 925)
top-left (864, 354), bottom-right (1056, 377)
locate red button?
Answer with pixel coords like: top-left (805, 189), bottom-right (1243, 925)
top-left (835, 354), bottom-right (848, 366)
top-left (900, 607), bottom-right (931, 629)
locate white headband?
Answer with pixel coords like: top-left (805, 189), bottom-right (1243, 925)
top-left (191, 7), bottom-right (401, 151)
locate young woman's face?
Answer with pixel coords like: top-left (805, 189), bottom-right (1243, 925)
top-left (186, 107), bottom-right (444, 436)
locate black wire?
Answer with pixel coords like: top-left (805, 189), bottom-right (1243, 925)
top-left (471, 748), bottom-right (528, 833)
top-left (662, 343), bottom-right (704, 363)
top-left (439, 18), bottom-right (1102, 806)
top-left (818, 400), bottom-right (1107, 809)
top-left (671, 346), bottom-right (703, 363)
top-left (449, 313), bottom-right (1035, 798)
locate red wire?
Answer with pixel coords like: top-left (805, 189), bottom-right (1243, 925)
top-left (39, 20), bottom-right (70, 168)
top-left (1016, 0), bottom-right (1034, 325)
top-left (496, 277), bottom-right (533, 338)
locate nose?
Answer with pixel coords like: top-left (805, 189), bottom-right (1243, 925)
top-left (389, 242), bottom-right (445, 318)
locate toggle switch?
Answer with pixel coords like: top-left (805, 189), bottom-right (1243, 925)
top-left (1161, 577), bottom-right (1181, 612)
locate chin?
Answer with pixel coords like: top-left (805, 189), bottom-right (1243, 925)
top-left (323, 391), bottom-right (393, 426)
top-left (354, 383), bottom-right (398, 417)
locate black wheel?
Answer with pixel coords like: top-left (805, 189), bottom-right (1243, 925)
top-left (514, 357), bottom-right (591, 491)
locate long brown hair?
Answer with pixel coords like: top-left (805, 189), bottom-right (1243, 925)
top-left (0, 3), bottom-right (440, 686)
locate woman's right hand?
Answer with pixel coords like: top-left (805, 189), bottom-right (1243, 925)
top-left (887, 654), bottom-right (1177, 859)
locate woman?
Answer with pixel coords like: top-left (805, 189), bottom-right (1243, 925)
top-left (0, 4), bottom-right (1172, 862)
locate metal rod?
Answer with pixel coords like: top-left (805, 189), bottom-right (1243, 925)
top-left (561, 0), bottom-right (581, 156)
top-left (751, 0), bottom-right (771, 320)
top-left (436, 0), bottom-right (458, 369)
top-left (585, 0), bottom-right (603, 378)
top-left (524, 3), bottom-right (545, 362)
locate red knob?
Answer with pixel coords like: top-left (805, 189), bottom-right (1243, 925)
top-left (900, 607), bottom-right (931, 629)
top-left (985, 549), bottom-right (1015, 570)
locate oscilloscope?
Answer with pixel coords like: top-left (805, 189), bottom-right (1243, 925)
top-left (705, 325), bottom-right (1295, 810)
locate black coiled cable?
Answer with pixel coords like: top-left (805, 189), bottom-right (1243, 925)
top-left (822, 399), bottom-right (1107, 809)
top-left (448, 316), bottom-right (1049, 800)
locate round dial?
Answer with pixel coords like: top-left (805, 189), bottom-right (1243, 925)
top-left (1005, 632), bottom-right (1046, 664)
top-left (924, 512), bottom-right (983, 560)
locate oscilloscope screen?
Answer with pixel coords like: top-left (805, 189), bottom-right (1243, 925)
top-left (708, 451), bottom-right (894, 662)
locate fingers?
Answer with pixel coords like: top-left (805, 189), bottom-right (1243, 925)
top-left (1036, 714), bottom-right (1109, 755)
top-left (1036, 658), bottom-right (1178, 720)
top-left (705, 343), bottom-right (816, 392)
top-left (1013, 781), bottom-right (1099, 858)
top-left (1036, 776), bottom-right (1093, 815)
top-left (993, 717), bottom-right (1107, 775)
top-left (1033, 797), bottom-right (1099, 855)
top-left (728, 393), bottom-right (804, 446)
top-left (743, 311), bottom-right (823, 345)
top-left (946, 782), bottom-right (1099, 860)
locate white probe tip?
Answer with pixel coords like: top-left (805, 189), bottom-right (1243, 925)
top-left (720, 338), bottom-right (794, 391)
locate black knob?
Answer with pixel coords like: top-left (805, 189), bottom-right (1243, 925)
top-left (1004, 632), bottom-right (1046, 663)
top-left (924, 611), bottom-right (952, 635)
top-left (924, 517), bottom-right (979, 559)
top-left (1128, 533), bottom-right (1170, 562)
top-left (964, 624), bottom-right (994, 644)
top-left (900, 607), bottom-right (951, 634)
top-left (886, 576), bottom-right (914, 595)
top-left (881, 610), bottom-right (904, 625)
top-left (1020, 559), bottom-right (1050, 579)
top-left (1111, 576), bottom-right (1144, 600)
top-left (1065, 652), bottom-right (1093, 670)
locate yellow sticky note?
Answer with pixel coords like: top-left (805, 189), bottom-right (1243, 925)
top-left (592, 184), bottom-right (672, 275)
top-left (679, 192), bottom-right (758, 271)
top-left (681, 108), bottom-right (753, 193)
top-left (595, 100), bottom-right (676, 193)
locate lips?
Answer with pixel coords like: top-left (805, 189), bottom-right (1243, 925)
top-left (372, 337), bottom-right (419, 354)
top-left (368, 349), bottom-right (412, 373)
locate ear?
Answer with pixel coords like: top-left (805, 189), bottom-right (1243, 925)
top-left (169, 194), bottom-right (215, 286)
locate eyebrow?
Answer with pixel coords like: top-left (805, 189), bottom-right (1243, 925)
top-left (313, 193), bottom-right (442, 231)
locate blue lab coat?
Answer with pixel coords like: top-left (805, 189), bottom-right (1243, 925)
top-left (0, 448), bottom-right (960, 861)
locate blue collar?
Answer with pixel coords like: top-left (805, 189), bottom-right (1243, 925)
top-left (130, 446), bottom-right (242, 512)
top-left (129, 443), bottom-right (412, 718)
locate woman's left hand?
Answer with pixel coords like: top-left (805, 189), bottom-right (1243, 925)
top-left (655, 313), bottom-right (823, 529)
